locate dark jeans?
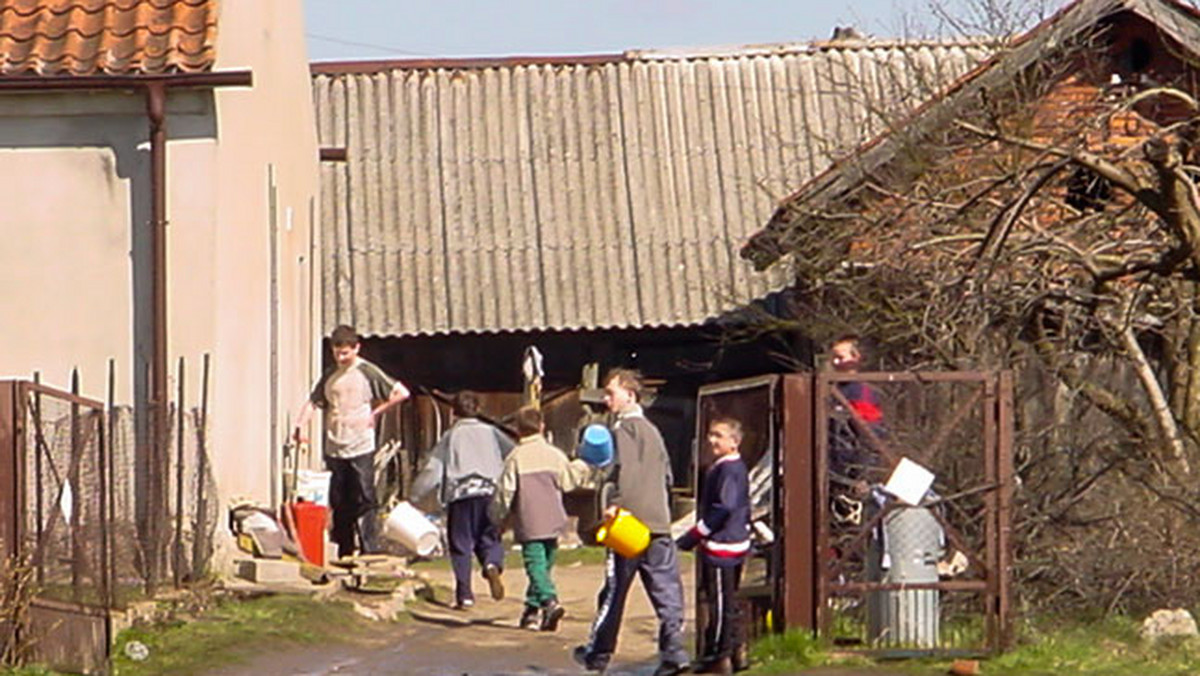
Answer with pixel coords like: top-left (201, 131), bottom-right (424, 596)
top-left (701, 559), bottom-right (745, 660)
top-left (326, 451), bottom-right (380, 558)
top-left (584, 535), bottom-right (688, 666)
top-left (447, 495), bottom-right (505, 603)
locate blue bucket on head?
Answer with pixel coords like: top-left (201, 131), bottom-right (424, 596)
top-left (579, 424), bottom-right (614, 467)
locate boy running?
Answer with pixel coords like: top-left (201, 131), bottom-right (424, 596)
top-left (491, 406), bottom-right (591, 631)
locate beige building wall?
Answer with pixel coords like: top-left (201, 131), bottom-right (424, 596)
top-left (205, 0), bottom-right (321, 503)
top-left (0, 0), bottom-right (320, 564)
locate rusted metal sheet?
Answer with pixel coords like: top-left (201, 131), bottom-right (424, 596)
top-left (311, 40), bottom-right (991, 337)
top-left (780, 374), bottom-right (816, 631)
top-left (27, 598), bottom-right (109, 675)
top-left (0, 0), bottom-right (217, 77)
top-left (0, 381), bottom-right (21, 561)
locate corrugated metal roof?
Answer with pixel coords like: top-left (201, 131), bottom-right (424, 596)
top-left (0, 0), bottom-right (217, 77)
top-left (313, 39), bottom-right (992, 337)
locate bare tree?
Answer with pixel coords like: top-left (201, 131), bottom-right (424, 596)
top-left (744, 1), bottom-right (1200, 611)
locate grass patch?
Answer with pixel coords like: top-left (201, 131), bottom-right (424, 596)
top-left (746, 614), bottom-right (1200, 675)
top-left (108, 594), bottom-right (376, 676)
top-left (747, 628), bottom-right (836, 674)
top-left (986, 614), bottom-right (1200, 675)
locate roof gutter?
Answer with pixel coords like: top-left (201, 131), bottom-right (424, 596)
top-left (0, 69), bottom-right (252, 594)
top-left (0, 70), bottom-right (253, 91)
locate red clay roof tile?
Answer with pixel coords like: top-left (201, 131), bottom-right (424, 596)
top-left (0, 0), bottom-right (216, 77)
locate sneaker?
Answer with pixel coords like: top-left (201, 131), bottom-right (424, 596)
top-left (484, 563), bottom-right (505, 601)
top-left (572, 645), bottom-right (608, 673)
top-left (540, 599), bottom-right (565, 632)
top-left (651, 660), bottom-right (691, 676)
top-left (520, 605), bottom-right (542, 630)
top-left (454, 598), bottom-right (475, 610)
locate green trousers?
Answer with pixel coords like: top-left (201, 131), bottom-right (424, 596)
top-left (521, 538), bottom-right (559, 608)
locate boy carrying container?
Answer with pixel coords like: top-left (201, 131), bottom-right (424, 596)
top-left (492, 406), bottom-right (592, 631)
top-left (677, 417), bottom-right (752, 674)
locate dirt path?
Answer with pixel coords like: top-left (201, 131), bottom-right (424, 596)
top-left (212, 556), bottom-right (696, 675)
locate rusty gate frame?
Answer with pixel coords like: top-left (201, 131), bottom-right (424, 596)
top-left (0, 379), bottom-right (113, 673)
top-left (813, 371), bottom-right (1013, 654)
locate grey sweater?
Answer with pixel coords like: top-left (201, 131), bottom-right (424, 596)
top-left (602, 405), bottom-right (674, 535)
top-left (412, 418), bottom-right (514, 505)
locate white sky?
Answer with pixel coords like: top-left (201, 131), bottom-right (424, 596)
top-left (302, 0), bottom-right (1045, 62)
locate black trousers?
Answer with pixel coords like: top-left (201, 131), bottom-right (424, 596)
top-left (584, 535), bottom-right (689, 666)
top-left (447, 495), bottom-right (505, 603)
top-left (701, 559), bottom-right (745, 660)
top-left (326, 451), bottom-right (380, 557)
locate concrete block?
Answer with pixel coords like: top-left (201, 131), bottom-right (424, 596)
top-left (235, 558), bottom-right (302, 584)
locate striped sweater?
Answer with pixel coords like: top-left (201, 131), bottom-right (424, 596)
top-left (684, 453), bottom-right (751, 566)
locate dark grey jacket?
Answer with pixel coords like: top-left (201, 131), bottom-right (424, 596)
top-left (602, 406), bottom-right (674, 535)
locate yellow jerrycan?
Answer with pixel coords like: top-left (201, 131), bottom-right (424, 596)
top-left (595, 508), bottom-right (651, 558)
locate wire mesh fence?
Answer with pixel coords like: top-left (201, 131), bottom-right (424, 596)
top-left (817, 372), bottom-right (1012, 656)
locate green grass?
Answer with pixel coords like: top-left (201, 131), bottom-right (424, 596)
top-left (985, 615), bottom-right (1200, 675)
top-left (746, 614), bottom-right (1200, 675)
top-left (107, 594), bottom-right (376, 676)
top-left (747, 628), bottom-right (840, 674)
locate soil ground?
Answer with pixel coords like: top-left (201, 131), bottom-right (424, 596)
top-left (211, 556), bottom-right (696, 676)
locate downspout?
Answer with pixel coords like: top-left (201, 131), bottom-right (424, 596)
top-left (145, 81), bottom-right (168, 594)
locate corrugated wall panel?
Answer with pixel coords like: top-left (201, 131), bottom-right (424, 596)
top-left (313, 40), bottom-right (990, 336)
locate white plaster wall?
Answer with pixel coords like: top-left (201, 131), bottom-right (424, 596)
top-left (0, 0), bottom-right (321, 571)
top-left (0, 146), bottom-right (133, 393)
top-left (206, 0), bottom-right (321, 504)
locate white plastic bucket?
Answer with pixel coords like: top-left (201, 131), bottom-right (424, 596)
top-left (383, 501), bottom-right (439, 556)
top-left (295, 469), bottom-right (332, 507)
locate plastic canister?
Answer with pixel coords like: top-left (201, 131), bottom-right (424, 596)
top-left (291, 501), bottom-right (328, 566)
top-left (579, 424), bottom-right (614, 467)
top-left (595, 508), bottom-right (651, 558)
top-left (383, 501), bottom-right (440, 556)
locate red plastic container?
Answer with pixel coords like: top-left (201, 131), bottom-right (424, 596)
top-left (291, 501), bottom-right (328, 566)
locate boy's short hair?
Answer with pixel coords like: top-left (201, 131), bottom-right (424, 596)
top-left (330, 325), bottom-right (359, 347)
top-left (514, 406), bottom-right (544, 437)
top-left (604, 368), bottom-right (645, 401)
top-left (453, 391), bottom-right (482, 418)
top-left (710, 416), bottom-right (743, 444)
top-left (832, 334), bottom-right (862, 354)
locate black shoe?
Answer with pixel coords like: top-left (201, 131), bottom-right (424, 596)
top-left (651, 660), bottom-right (691, 676)
top-left (692, 655), bottom-right (732, 674)
top-left (540, 599), bottom-right (565, 631)
top-left (484, 563), bottom-right (505, 601)
top-left (731, 645), bottom-right (750, 672)
top-left (572, 645), bottom-right (608, 673)
top-left (520, 605), bottom-right (541, 630)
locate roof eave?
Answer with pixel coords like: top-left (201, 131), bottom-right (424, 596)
top-left (740, 0), bottom-right (1200, 269)
top-left (0, 70), bottom-right (252, 91)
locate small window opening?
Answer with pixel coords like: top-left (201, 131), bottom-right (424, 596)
top-left (1066, 168), bottom-right (1113, 212)
top-left (1127, 38), bottom-right (1153, 72)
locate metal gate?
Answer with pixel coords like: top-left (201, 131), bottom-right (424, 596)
top-left (815, 371), bottom-right (1012, 655)
top-left (693, 371), bottom-right (1012, 658)
top-left (1, 380), bottom-right (112, 674)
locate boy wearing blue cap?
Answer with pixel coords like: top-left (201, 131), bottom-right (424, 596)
top-left (492, 406), bottom-right (592, 631)
top-left (677, 417), bottom-right (752, 674)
